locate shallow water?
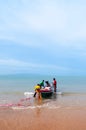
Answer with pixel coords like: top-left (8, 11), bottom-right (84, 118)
top-left (0, 74), bottom-right (86, 109)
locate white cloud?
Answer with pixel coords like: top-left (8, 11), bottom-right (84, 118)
top-left (0, 58), bottom-right (70, 71)
top-left (0, 1), bottom-right (86, 75)
top-left (0, 0), bottom-right (86, 49)
top-left (0, 58), bottom-right (83, 75)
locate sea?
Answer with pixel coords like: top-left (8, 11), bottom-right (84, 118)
top-left (0, 74), bottom-right (86, 109)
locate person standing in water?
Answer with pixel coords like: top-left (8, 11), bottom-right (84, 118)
top-left (33, 84), bottom-right (41, 98)
top-left (53, 78), bottom-right (57, 92)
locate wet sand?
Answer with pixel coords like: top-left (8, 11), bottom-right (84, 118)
top-left (0, 106), bottom-right (86, 130)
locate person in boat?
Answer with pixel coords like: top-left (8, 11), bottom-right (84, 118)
top-left (44, 81), bottom-right (52, 91)
top-left (45, 81), bottom-right (51, 87)
top-left (39, 80), bottom-right (44, 88)
top-left (52, 78), bottom-right (57, 92)
top-left (33, 84), bottom-right (41, 97)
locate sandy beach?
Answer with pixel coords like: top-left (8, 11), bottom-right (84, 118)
top-left (0, 75), bottom-right (86, 130)
top-left (0, 105), bottom-right (86, 130)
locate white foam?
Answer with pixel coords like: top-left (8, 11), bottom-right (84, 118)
top-left (57, 91), bottom-right (62, 95)
top-left (24, 92), bottom-right (34, 97)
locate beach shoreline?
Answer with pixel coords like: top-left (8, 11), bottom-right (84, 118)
top-left (0, 75), bottom-right (86, 130)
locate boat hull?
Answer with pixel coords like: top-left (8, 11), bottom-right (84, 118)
top-left (40, 90), bottom-right (53, 98)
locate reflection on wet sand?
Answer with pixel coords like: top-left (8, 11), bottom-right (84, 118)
top-left (0, 93), bottom-right (86, 130)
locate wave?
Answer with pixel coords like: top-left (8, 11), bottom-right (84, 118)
top-left (11, 103), bottom-right (86, 110)
top-left (1, 91), bottom-right (86, 111)
top-left (0, 91), bottom-right (25, 95)
top-left (61, 92), bottom-right (86, 96)
top-left (1, 100), bottom-right (86, 111)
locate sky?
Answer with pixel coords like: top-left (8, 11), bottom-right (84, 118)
top-left (0, 0), bottom-right (86, 76)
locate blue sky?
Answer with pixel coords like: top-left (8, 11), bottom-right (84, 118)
top-left (0, 0), bottom-right (86, 75)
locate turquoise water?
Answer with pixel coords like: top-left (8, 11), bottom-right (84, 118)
top-left (0, 74), bottom-right (86, 107)
top-left (0, 74), bottom-right (86, 93)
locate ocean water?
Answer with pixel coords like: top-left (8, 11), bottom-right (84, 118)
top-left (0, 74), bottom-right (86, 109)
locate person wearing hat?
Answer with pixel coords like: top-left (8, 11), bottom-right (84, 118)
top-left (33, 84), bottom-right (41, 99)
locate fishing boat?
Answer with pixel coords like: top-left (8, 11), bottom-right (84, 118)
top-left (40, 87), bottom-right (53, 98)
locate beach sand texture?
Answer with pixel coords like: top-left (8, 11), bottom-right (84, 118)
top-left (0, 106), bottom-right (86, 130)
